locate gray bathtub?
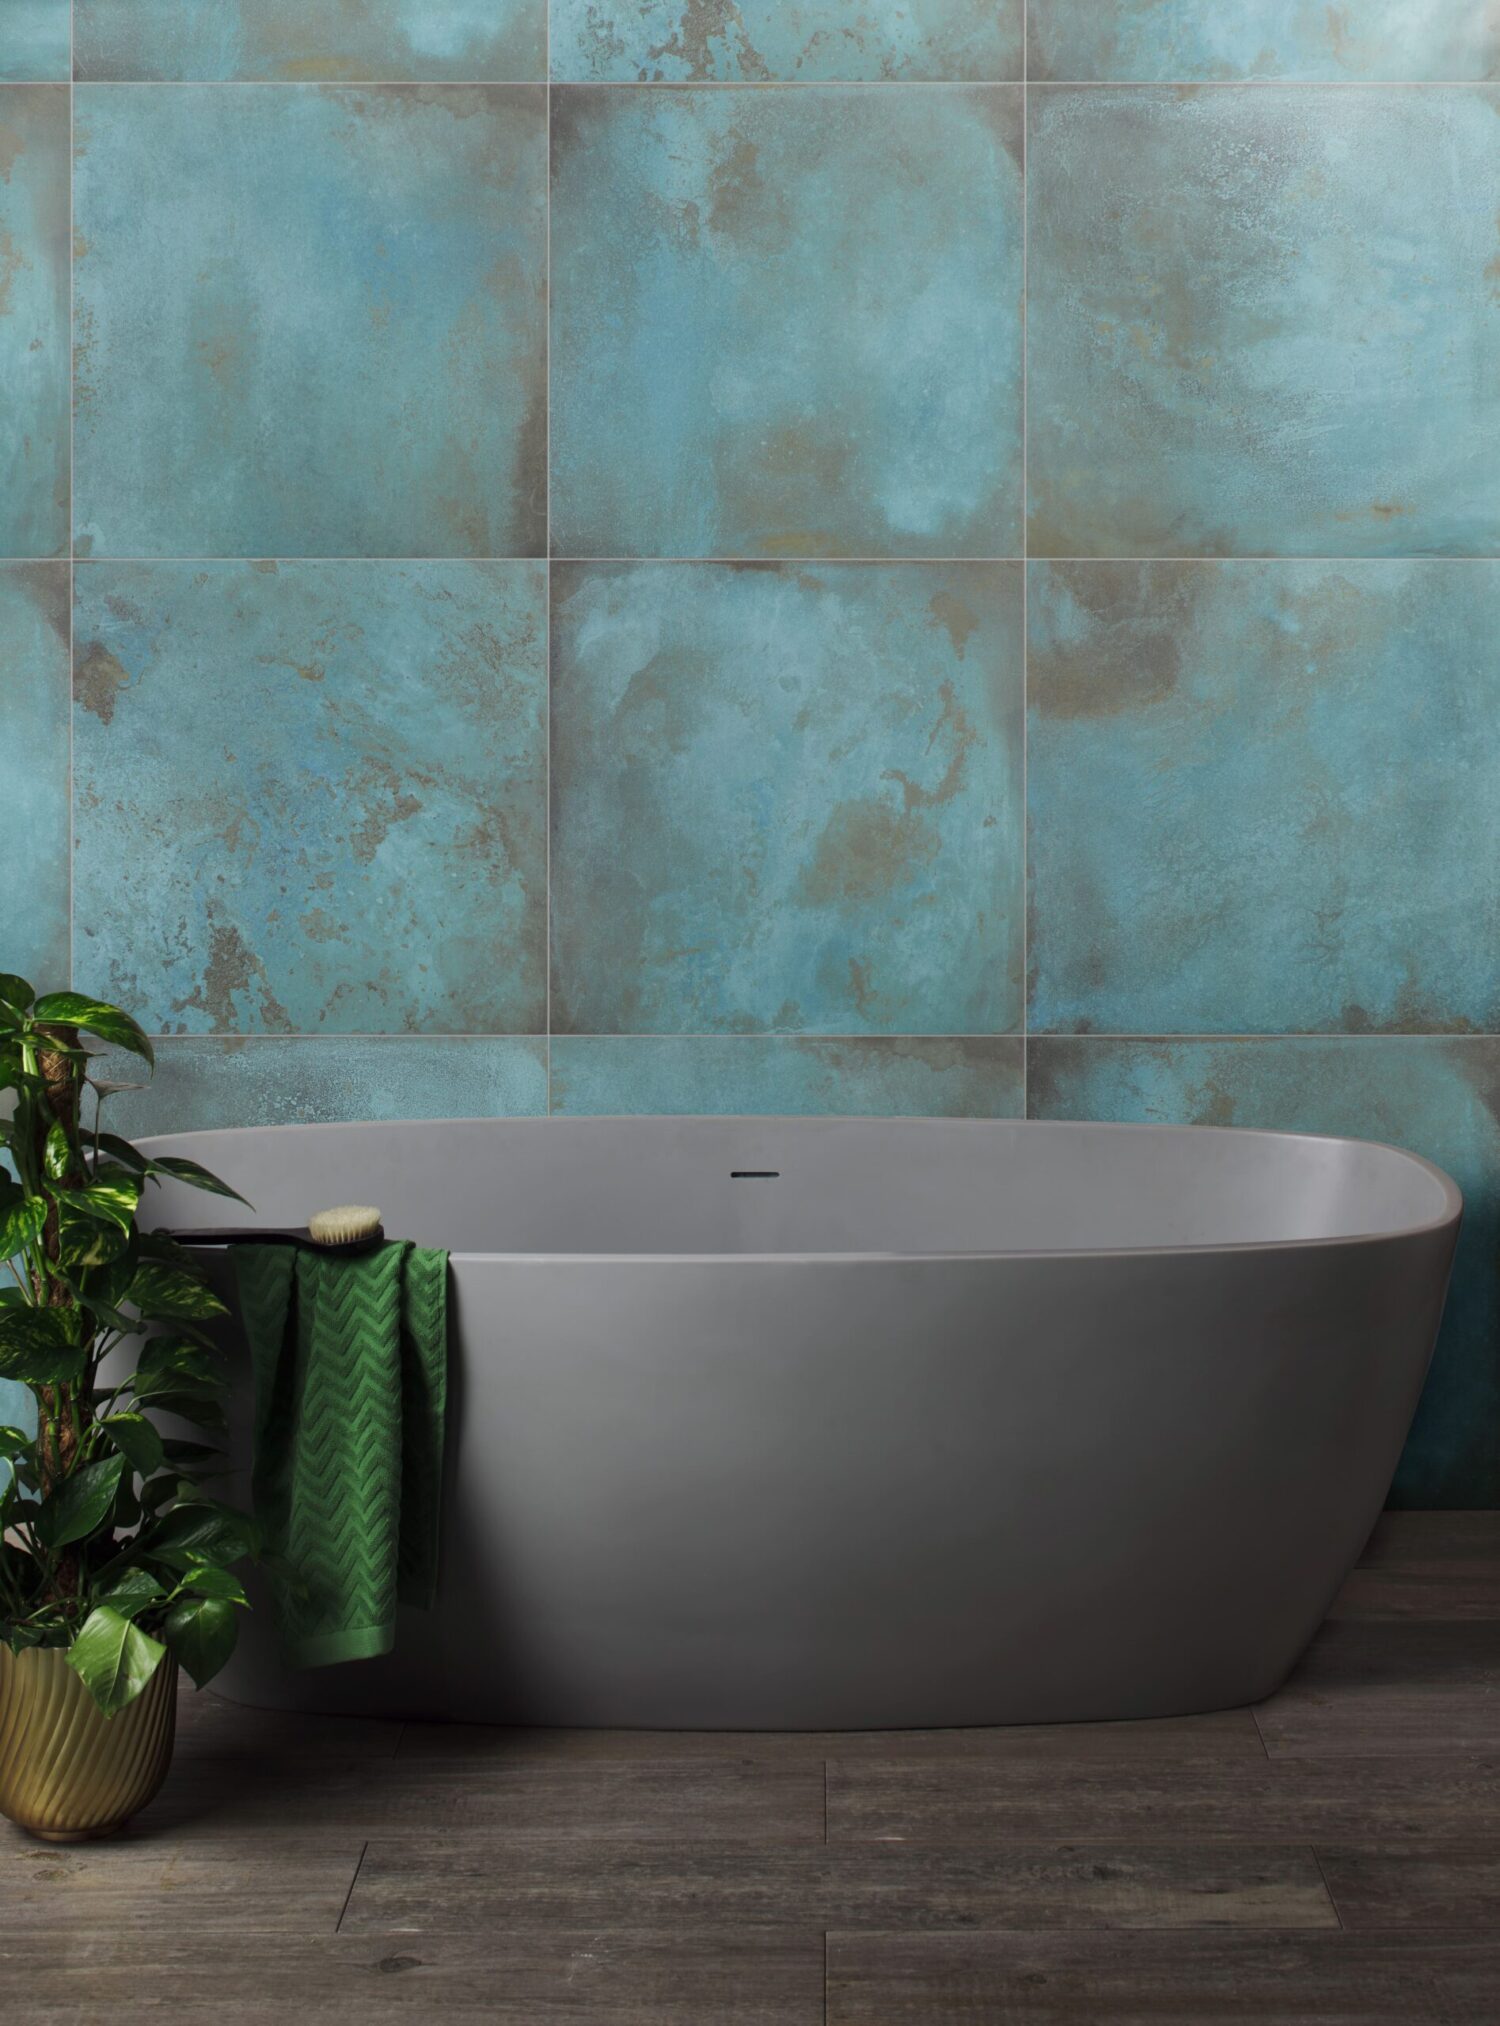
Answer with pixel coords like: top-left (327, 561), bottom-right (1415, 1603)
top-left (141, 1115), bottom-right (1460, 1729)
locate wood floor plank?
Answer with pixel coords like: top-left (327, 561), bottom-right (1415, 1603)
top-left (1256, 1622), bottom-right (1500, 1757)
top-left (826, 1754), bottom-right (1500, 1844)
top-left (138, 1751), bottom-right (824, 1843)
top-left (174, 1685), bottom-right (403, 1761)
top-left (395, 1707), bottom-right (1265, 1765)
top-left (826, 1931), bottom-right (1500, 2024)
top-left (1318, 1844), bottom-right (1500, 1931)
top-left (1331, 1514), bottom-right (1500, 1622)
top-left (0, 1931), bottom-right (824, 2025)
top-left (341, 1838), bottom-right (1334, 1934)
top-left (0, 1825), bottom-right (364, 1934)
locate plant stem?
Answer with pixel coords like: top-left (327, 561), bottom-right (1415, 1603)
top-left (31, 1024), bottom-right (90, 1606)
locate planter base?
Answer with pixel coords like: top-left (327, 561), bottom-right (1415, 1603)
top-left (0, 1645), bottom-right (177, 1842)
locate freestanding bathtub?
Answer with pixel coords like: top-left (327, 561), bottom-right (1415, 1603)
top-left (140, 1115), bottom-right (1460, 1730)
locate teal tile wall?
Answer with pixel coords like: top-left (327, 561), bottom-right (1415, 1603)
top-left (550, 85), bottom-right (1024, 558)
top-left (1028, 562), bottom-right (1500, 1037)
top-left (0, 2), bottom-right (70, 81)
top-left (550, 0), bottom-right (1024, 81)
top-left (0, 7), bottom-right (1494, 1499)
top-left (1029, 2), bottom-right (1500, 82)
top-left (0, 84), bottom-right (68, 555)
top-left (74, 3), bottom-right (547, 81)
top-left (0, 565), bottom-right (69, 983)
top-left (550, 562), bottom-right (1024, 1035)
top-left (552, 1037), bottom-right (1024, 1117)
top-left (73, 84), bottom-right (547, 557)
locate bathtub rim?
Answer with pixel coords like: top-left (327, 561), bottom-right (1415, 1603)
top-left (137, 1113), bottom-right (1465, 1264)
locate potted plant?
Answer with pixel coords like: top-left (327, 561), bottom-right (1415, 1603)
top-left (0, 974), bottom-right (256, 1841)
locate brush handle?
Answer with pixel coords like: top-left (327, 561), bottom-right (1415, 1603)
top-left (167, 1226), bottom-right (383, 1255)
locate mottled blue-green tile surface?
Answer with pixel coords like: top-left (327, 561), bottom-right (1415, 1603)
top-left (74, 0), bottom-right (545, 81)
top-left (0, 564), bottom-right (69, 988)
top-left (73, 85), bottom-right (547, 558)
top-left (1028, 88), bottom-right (1500, 557)
top-left (551, 563), bottom-right (1024, 1034)
top-left (550, 86), bottom-right (1023, 558)
top-left (1030, 0), bottom-right (1500, 81)
top-left (0, 1), bottom-right (69, 79)
top-left (551, 0), bottom-right (1022, 80)
top-left (73, 562), bottom-right (548, 1034)
top-left (1029, 1037), bottom-right (1500, 1508)
top-left (1028, 563), bottom-right (1500, 1036)
top-left (0, 85), bottom-right (68, 556)
top-left (94, 1037), bottom-right (548, 1135)
top-left (551, 1037), bottom-right (1024, 1115)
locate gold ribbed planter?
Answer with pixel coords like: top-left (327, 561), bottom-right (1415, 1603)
top-left (0, 1645), bottom-right (177, 1842)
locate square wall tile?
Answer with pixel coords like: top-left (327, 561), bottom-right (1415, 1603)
top-left (94, 1037), bottom-right (548, 1135)
top-left (1027, 88), bottom-right (1500, 557)
top-left (1, 2), bottom-right (69, 79)
top-left (550, 1037), bottom-right (1025, 1115)
top-left (1027, 1037), bottom-right (1500, 1507)
top-left (550, 0), bottom-right (1022, 81)
top-left (0, 85), bottom-right (68, 556)
top-left (73, 562), bottom-right (548, 1034)
top-left (1027, 562), bottom-right (1500, 1036)
top-left (74, 1), bottom-right (546, 81)
top-left (73, 85), bottom-right (547, 558)
top-left (0, 563), bottom-right (69, 987)
top-left (551, 562), bottom-right (1024, 1036)
top-left (1029, 1), bottom-right (1500, 81)
top-left (550, 86), bottom-right (1023, 559)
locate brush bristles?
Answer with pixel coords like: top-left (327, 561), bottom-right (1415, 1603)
top-left (308, 1204), bottom-right (383, 1248)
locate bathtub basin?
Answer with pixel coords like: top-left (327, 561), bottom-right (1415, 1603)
top-left (140, 1115), bottom-right (1460, 1729)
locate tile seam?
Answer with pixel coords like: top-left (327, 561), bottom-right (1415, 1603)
top-left (65, 556), bottom-right (1500, 566)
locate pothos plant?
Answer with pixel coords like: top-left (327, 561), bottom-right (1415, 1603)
top-left (0, 974), bottom-right (258, 1714)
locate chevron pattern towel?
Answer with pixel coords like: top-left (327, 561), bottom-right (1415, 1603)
top-left (234, 1241), bottom-right (449, 1667)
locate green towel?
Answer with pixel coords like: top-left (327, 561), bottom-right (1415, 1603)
top-left (234, 1242), bottom-right (449, 1667)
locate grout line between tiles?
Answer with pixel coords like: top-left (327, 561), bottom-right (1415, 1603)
top-left (67, 5), bottom-right (75, 991)
top-left (1020, 16), bottom-right (1029, 1123)
top-left (48, 78), bottom-right (1500, 90)
top-left (545, 3), bottom-right (553, 1117)
top-left (124, 1032), bottom-right (1498, 1044)
top-left (64, 554), bottom-right (1500, 565)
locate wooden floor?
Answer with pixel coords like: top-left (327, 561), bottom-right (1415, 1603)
top-left (5, 1514), bottom-right (1500, 2023)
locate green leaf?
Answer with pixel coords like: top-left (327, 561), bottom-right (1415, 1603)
top-left (34, 1455), bottom-right (125, 1550)
top-left (133, 1392), bottom-right (228, 1437)
top-left (43, 1120), bottom-right (74, 1183)
top-left (93, 1569), bottom-right (165, 1620)
top-left (126, 1262), bottom-right (228, 1322)
top-left (93, 1133), bottom-right (148, 1175)
top-left (0, 1306), bottom-right (86, 1385)
top-left (141, 1501), bottom-right (252, 1572)
top-left (66, 1606), bottom-right (168, 1716)
top-left (161, 1438), bottom-right (225, 1467)
top-left (134, 1229), bottom-right (198, 1274)
top-left (144, 1156), bottom-right (250, 1207)
top-left (137, 1333), bottom-right (219, 1380)
top-left (0, 1191), bottom-right (44, 1265)
top-left (50, 1175), bottom-right (141, 1233)
top-left (179, 1560), bottom-right (249, 1606)
top-left (101, 1412), bottom-right (164, 1479)
top-left (0, 974), bottom-right (34, 1014)
top-left (161, 1594), bottom-right (238, 1690)
top-left (54, 1201), bottom-right (130, 1270)
top-left (0, 1425), bottom-right (32, 1461)
top-left (31, 995), bottom-right (155, 1068)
